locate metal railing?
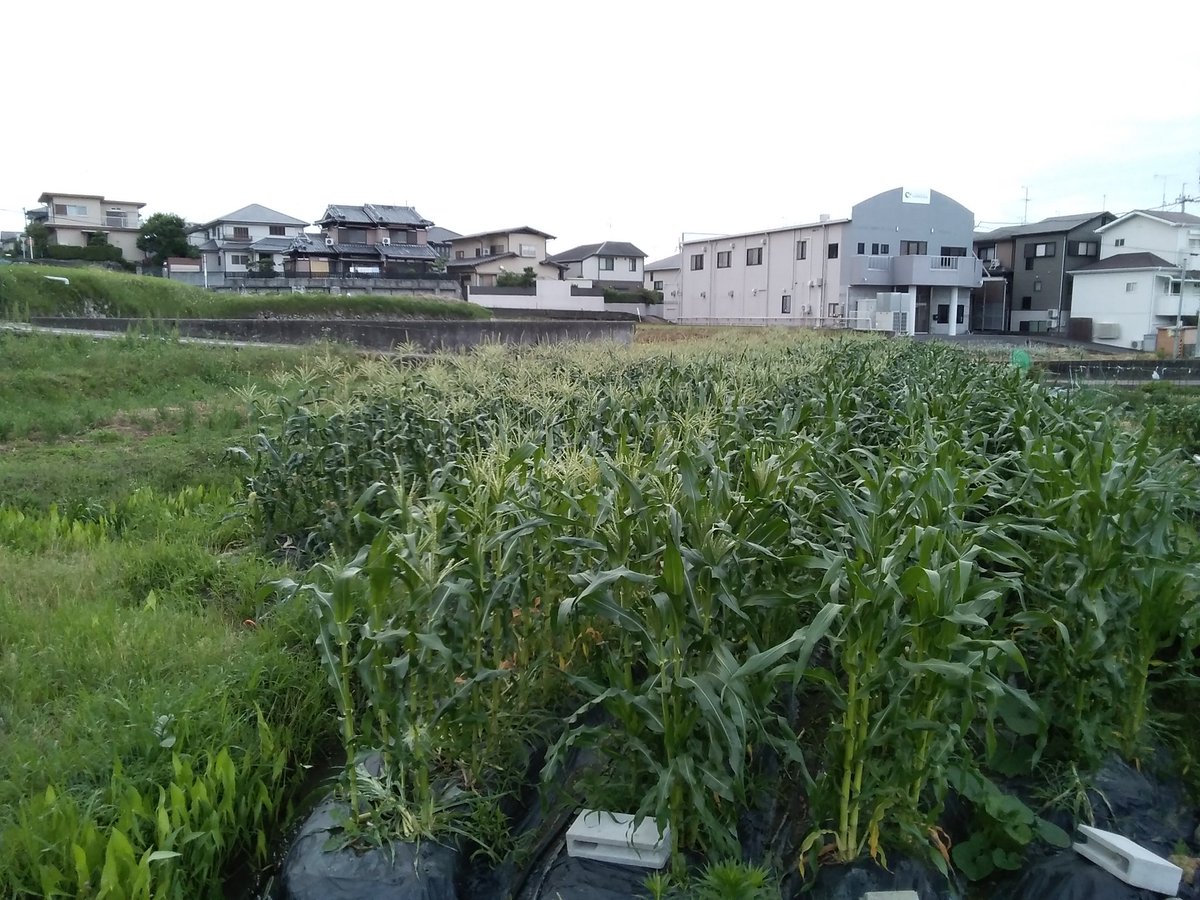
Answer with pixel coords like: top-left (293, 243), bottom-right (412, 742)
top-left (930, 256), bottom-right (962, 269)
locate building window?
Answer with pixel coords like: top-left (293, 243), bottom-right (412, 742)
top-left (230, 253), bottom-right (250, 266)
top-left (940, 246), bottom-right (967, 257)
top-left (600, 256), bottom-right (615, 270)
top-left (1125, 282), bottom-right (1137, 292)
top-left (475, 248), bottom-right (482, 257)
top-left (827, 243), bottom-right (839, 259)
top-left (269, 225), bottom-right (286, 236)
top-left (654, 280), bottom-right (664, 291)
top-left (519, 243), bottom-right (536, 258)
top-left (857, 242), bottom-right (866, 255)
top-left (233, 227), bottom-right (250, 239)
top-left (956, 305), bottom-right (964, 324)
top-left (781, 294), bottom-right (792, 314)
top-left (690, 253), bottom-right (704, 271)
top-left (490, 243), bottom-right (505, 255)
top-left (746, 247), bottom-right (763, 266)
top-left (1115, 238), bottom-right (1126, 247)
top-left (1071, 240), bottom-right (1098, 256)
top-left (1170, 280), bottom-right (1181, 295)
top-left (1021, 296), bottom-right (1032, 310)
top-left (53, 203), bottom-right (88, 217)
top-left (828, 302), bottom-right (840, 317)
top-left (796, 239), bottom-right (807, 260)
top-left (1028, 242), bottom-right (1056, 258)
top-left (935, 304), bottom-right (950, 324)
top-left (879, 243), bottom-right (889, 254)
top-left (1034, 280), bottom-right (1043, 292)
top-left (900, 241), bottom-right (927, 255)
top-left (628, 258), bottom-right (637, 271)
top-left (1025, 258), bottom-right (1035, 271)
top-left (716, 250), bottom-right (731, 268)
top-left (455, 250), bottom-right (465, 259)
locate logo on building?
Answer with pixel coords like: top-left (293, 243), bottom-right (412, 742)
top-left (902, 188), bottom-right (931, 205)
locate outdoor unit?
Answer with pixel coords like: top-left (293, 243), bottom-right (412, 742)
top-left (381, 237), bottom-right (392, 245)
top-left (1093, 322), bottom-right (1121, 340)
top-left (324, 237), bottom-right (335, 246)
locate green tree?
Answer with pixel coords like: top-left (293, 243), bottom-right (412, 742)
top-left (496, 266), bottom-right (536, 287)
top-left (137, 213), bottom-right (198, 268)
top-left (87, 232), bottom-right (110, 247)
top-left (24, 222), bottom-right (49, 257)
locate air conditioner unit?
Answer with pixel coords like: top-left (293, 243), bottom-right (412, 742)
top-left (324, 237), bottom-right (335, 246)
top-left (1130, 340), bottom-right (1141, 351)
top-left (381, 237), bottom-right (392, 246)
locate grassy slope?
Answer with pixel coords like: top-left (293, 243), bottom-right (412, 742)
top-left (0, 333), bottom-right (336, 895)
top-left (0, 263), bottom-right (489, 319)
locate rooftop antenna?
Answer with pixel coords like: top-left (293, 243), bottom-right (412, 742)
top-left (1020, 186), bottom-right (1031, 225)
top-left (1154, 174), bottom-right (1173, 208)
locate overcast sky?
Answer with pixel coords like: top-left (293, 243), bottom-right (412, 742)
top-left (4, 0), bottom-right (1198, 262)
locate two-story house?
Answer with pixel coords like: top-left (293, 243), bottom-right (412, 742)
top-left (446, 227), bottom-right (563, 287)
top-left (676, 188), bottom-right (983, 334)
top-left (544, 241), bottom-right (647, 289)
top-left (644, 253), bottom-right (681, 315)
top-left (188, 203), bottom-right (309, 276)
top-left (285, 203), bottom-right (442, 277)
top-left (427, 226), bottom-right (461, 261)
top-left (1069, 209), bottom-right (1200, 351)
top-left (971, 212), bottom-right (1114, 333)
top-left (26, 192), bottom-right (146, 262)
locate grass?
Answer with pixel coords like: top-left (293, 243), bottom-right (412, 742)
top-left (0, 263), bottom-right (490, 320)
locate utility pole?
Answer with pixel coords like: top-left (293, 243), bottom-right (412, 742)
top-left (1020, 187), bottom-right (1030, 225)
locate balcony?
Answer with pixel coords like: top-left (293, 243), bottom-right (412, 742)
top-left (846, 254), bottom-right (983, 288)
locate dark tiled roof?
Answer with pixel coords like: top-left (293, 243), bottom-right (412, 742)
top-left (1072, 252), bottom-right (1175, 271)
top-left (286, 234), bottom-right (337, 255)
top-left (980, 212), bottom-right (1111, 241)
top-left (1137, 210), bottom-right (1200, 225)
top-left (317, 204), bottom-right (435, 228)
top-left (378, 243), bottom-right (439, 261)
top-left (249, 237), bottom-right (296, 252)
top-left (427, 226), bottom-right (461, 244)
top-left (452, 226), bottom-right (557, 242)
top-left (447, 252), bottom-right (519, 268)
top-left (645, 253), bottom-right (681, 271)
top-left (546, 240), bottom-right (647, 264)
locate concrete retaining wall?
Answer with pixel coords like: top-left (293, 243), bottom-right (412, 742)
top-left (166, 273), bottom-right (460, 297)
top-left (29, 317), bottom-right (635, 353)
top-left (1038, 358), bottom-right (1200, 383)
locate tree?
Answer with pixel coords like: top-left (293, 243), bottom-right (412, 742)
top-left (137, 213), bottom-right (198, 268)
top-left (496, 266), bottom-right (537, 288)
top-left (24, 221), bottom-right (49, 257)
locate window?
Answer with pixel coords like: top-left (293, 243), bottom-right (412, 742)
top-left (1025, 259), bottom-right (1035, 271)
top-left (1034, 280), bottom-right (1043, 292)
top-left (956, 305), bottom-right (964, 324)
top-left (746, 247), bottom-right (763, 266)
top-left (628, 258), bottom-right (637, 271)
top-left (690, 253), bottom-right (704, 271)
top-left (827, 243), bottom-right (839, 259)
top-left (796, 239), bottom-right (807, 260)
top-left (600, 256), bottom-right (615, 270)
top-left (828, 302), bottom-right (840, 317)
top-left (716, 250), bottom-right (731, 268)
top-left (1070, 240), bottom-right (1098, 256)
top-left (1114, 238), bottom-right (1126, 247)
top-left (230, 253), bottom-right (250, 266)
top-left (490, 243), bottom-right (505, 255)
top-left (935, 304), bottom-right (950, 324)
top-left (105, 209), bottom-right (128, 227)
top-left (1021, 296), bottom-right (1032, 310)
top-left (653, 280), bottom-right (664, 291)
top-left (519, 243), bottom-right (536, 257)
top-left (455, 250), bottom-right (465, 259)
top-left (1125, 282), bottom-right (1137, 292)
top-left (879, 243), bottom-right (889, 254)
top-left (269, 225), bottom-right (286, 236)
top-left (781, 294), bottom-right (792, 314)
top-left (940, 246), bottom-right (967, 257)
top-left (1027, 242), bottom-right (1056, 258)
top-left (233, 227), bottom-right (250, 239)
top-left (900, 241), bottom-right (927, 255)
top-left (857, 242), bottom-right (866, 255)
top-left (1170, 280), bottom-right (1182, 295)
top-left (475, 248), bottom-right (482, 257)
top-left (53, 203), bottom-right (88, 217)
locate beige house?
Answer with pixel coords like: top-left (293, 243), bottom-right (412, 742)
top-left (26, 192), bottom-right (146, 262)
top-left (447, 227), bottom-right (562, 287)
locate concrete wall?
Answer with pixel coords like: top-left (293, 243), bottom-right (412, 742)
top-left (469, 279), bottom-right (604, 311)
top-left (1071, 266), bottom-right (1200, 349)
top-left (30, 317), bottom-right (636, 353)
top-left (1102, 215), bottom-right (1189, 261)
top-left (165, 272), bottom-right (460, 296)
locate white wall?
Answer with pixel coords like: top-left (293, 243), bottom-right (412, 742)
top-left (1101, 215), bottom-right (1190, 262)
top-left (467, 279), bottom-right (605, 311)
top-left (1072, 269), bottom-right (1160, 348)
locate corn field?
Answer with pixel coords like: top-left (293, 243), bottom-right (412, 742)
top-left (239, 334), bottom-right (1200, 878)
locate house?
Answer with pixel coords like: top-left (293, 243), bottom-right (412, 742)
top-left (187, 203), bottom-right (309, 276)
top-left (427, 226), bottom-right (461, 261)
top-left (644, 253), bottom-right (681, 315)
top-left (545, 241), bottom-right (647, 289)
top-left (1069, 209), bottom-right (1200, 351)
top-left (25, 192), bottom-right (146, 262)
top-left (285, 203), bottom-right (443, 277)
top-left (1, 231), bottom-right (21, 257)
top-left (676, 187), bottom-right (983, 334)
top-left (446, 227), bottom-right (563, 287)
top-left (971, 212), bottom-right (1114, 333)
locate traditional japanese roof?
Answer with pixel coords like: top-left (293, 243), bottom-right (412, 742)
top-left (546, 241), bottom-right (647, 264)
top-left (427, 226), bottom-right (462, 244)
top-left (317, 204), bottom-right (434, 228)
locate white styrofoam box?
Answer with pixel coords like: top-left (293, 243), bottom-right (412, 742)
top-left (565, 808), bottom-right (670, 869)
top-left (1073, 824), bottom-right (1182, 895)
top-left (864, 893), bottom-right (919, 900)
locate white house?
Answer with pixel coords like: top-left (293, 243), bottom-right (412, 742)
top-left (1069, 210), bottom-right (1200, 350)
top-left (188, 203), bottom-right (310, 277)
top-left (676, 188), bottom-right (983, 334)
top-left (545, 241), bottom-right (646, 288)
top-left (644, 253), bottom-right (681, 316)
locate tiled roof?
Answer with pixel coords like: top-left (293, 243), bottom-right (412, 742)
top-left (318, 204), bottom-right (435, 228)
top-left (1138, 210), bottom-right (1200, 225)
top-left (1072, 252), bottom-right (1175, 271)
top-left (979, 212), bottom-right (1111, 241)
top-left (546, 240), bottom-right (647, 263)
top-left (452, 226), bottom-right (556, 242)
top-left (249, 237), bottom-right (296, 252)
top-left (203, 204), bottom-right (309, 227)
top-left (644, 253), bottom-right (681, 271)
top-left (447, 252), bottom-right (519, 268)
top-left (377, 243), bottom-right (439, 261)
top-left (427, 226), bottom-right (462, 244)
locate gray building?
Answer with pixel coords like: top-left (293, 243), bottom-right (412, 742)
top-left (972, 212), bottom-right (1114, 333)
